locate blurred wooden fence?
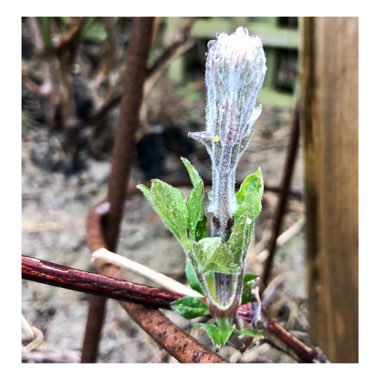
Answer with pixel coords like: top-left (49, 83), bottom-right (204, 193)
top-left (301, 17), bottom-right (358, 363)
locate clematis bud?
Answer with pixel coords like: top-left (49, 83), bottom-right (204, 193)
top-left (189, 27), bottom-right (267, 239)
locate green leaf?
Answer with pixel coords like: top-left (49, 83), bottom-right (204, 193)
top-left (40, 18), bottom-right (53, 52)
top-left (195, 214), bottom-right (208, 241)
top-left (181, 157), bottom-right (208, 241)
top-left (82, 17), bottom-right (107, 42)
top-left (196, 319), bottom-right (236, 349)
top-left (170, 296), bottom-right (209, 319)
top-left (241, 273), bottom-right (259, 304)
top-left (137, 180), bottom-right (188, 246)
top-left (228, 327), bottom-right (263, 350)
top-left (185, 259), bottom-right (205, 296)
top-left (187, 181), bottom-right (206, 241)
top-left (181, 157), bottom-right (203, 187)
top-left (235, 328), bottom-right (262, 338)
top-left (235, 168), bottom-right (264, 223)
top-left (193, 238), bottom-right (240, 274)
top-left (227, 212), bottom-right (254, 265)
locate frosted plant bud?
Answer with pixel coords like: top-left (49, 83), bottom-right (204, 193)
top-left (189, 27), bottom-right (266, 239)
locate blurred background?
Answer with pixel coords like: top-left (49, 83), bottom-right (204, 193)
top-left (22, 17), bottom-right (357, 363)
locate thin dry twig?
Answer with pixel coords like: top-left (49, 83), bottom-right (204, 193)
top-left (52, 17), bottom-right (85, 51)
top-left (22, 315), bottom-right (45, 353)
top-left (261, 104), bottom-right (300, 286)
top-left (255, 216), bottom-right (304, 262)
top-left (92, 248), bottom-right (202, 297)
top-left (86, 18), bottom-right (197, 125)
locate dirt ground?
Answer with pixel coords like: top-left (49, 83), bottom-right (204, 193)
top-left (22, 105), bottom-right (308, 363)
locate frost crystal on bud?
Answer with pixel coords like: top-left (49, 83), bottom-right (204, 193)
top-left (189, 27), bottom-right (267, 239)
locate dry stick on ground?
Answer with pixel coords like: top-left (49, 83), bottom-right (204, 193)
top-left (260, 104), bottom-right (300, 287)
top-left (81, 17), bottom-right (155, 363)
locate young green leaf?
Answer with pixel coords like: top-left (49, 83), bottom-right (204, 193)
top-left (182, 157), bottom-right (208, 241)
top-left (235, 168), bottom-right (264, 223)
top-left (170, 296), bottom-right (209, 319)
top-left (181, 157), bottom-right (203, 187)
top-left (196, 320), bottom-right (236, 349)
top-left (241, 273), bottom-right (259, 304)
top-left (195, 214), bottom-right (208, 241)
top-left (185, 259), bottom-right (205, 296)
top-left (187, 181), bottom-right (207, 241)
top-left (137, 180), bottom-right (188, 246)
top-left (227, 212), bottom-right (254, 265)
top-left (193, 238), bottom-right (240, 274)
top-left (228, 327), bottom-right (263, 351)
top-left (235, 328), bottom-right (262, 338)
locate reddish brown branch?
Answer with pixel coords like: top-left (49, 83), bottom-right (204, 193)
top-left (53, 17), bottom-right (85, 52)
top-left (104, 18), bottom-right (154, 249)
top-left (80, 295), bottom-right (106, 363)
top-left (237, 303), bottom-right (328, 363)
top-left (264, 315), bottom-right (317, 362)
top-left (261, 104), bottom-right (300, 287)
top-left (119, 302), bottom-right (227, 363)
top-left (22, 255), bottom-right (183, 308)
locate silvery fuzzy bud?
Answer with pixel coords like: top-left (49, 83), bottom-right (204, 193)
top-left (189, 27), bottom-right (267, 239)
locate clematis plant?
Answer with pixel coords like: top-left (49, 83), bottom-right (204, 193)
top-left (138, 26), bottom-right (266, 350)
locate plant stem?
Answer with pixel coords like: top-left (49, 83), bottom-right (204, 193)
top-left (210, 146), bottom-right (240, 317)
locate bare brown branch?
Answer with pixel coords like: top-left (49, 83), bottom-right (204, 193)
top-left (22, 255), bottom-right (183, 308)
top-left (53, 17), bottom-right (85, 51)
top-left (86, 18), bottom-right (197, 125)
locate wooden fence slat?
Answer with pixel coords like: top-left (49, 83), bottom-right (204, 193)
top-left (301, 17), bottom-right (358, 363)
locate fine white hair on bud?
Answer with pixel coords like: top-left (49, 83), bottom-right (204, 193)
top-left (189, 27), bottom-right (266, 239)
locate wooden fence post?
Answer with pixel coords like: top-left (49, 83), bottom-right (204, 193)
top-left (300, 17), bottom-right (358, 363)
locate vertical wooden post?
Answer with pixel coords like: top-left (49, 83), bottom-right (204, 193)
top-left (300, 17), bottom-right (358, 363)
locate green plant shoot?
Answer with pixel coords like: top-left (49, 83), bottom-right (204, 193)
top-left (137, 26), bottom-right (267, 350)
